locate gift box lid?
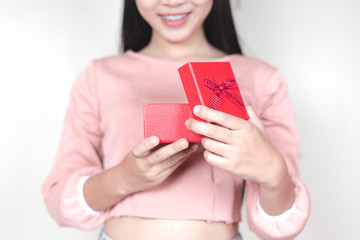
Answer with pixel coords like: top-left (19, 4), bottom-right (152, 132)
top-left (178, 62), bottom-right (249, 121)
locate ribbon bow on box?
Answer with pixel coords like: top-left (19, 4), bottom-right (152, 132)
top-left (178, 62), bottom-right (249, 121)
top-left (204, 76), bottom-right (245, 111)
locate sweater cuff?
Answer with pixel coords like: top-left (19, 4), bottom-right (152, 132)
top-left (77, 175), bottom-right (102, 216)
top-left (256, 188), bottom-right (297, 222)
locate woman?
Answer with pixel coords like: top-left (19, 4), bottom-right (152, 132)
top-left (42, 0), bottom-right (310, 239)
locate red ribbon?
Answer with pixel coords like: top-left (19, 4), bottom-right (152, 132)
top-left (204, 76), bottom-right (245, 111)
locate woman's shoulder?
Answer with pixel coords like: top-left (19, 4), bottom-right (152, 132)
top-left (227, 54), bottom-right (277, 75)
top-left (84, 50), bottom-right (160, 78)
top-left (227, 54), bottom-right (285, 97)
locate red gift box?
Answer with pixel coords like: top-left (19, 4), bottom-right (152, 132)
top-left (178, 62), bottom-right (249, 121)
top-left (144, 104), bottom-right (202, 143)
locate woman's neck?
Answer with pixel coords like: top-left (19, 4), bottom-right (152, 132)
top-left (139, 30), bottom-right (226, 62)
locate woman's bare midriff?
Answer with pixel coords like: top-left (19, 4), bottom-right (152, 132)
top-left (104, 217), bottom-right (239, 240)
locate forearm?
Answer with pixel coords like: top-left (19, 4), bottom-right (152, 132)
top-left (258, 154), bottom-right (295, 216)
top-left (83, 164), bottom-right (130, 212)
top-left (83, 139), bottom-right (195, 212)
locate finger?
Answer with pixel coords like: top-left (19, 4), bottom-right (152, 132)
top-left (156, 150), bottom-right (191, 181)
top-left (186, 118), bottom-right (233, 144)
top-left (158, 143), bottom-right (198, 171)
top-left (245, 106), bottom-right (268, 137)
top-left (148, 138), bottom-right (190, 164)
top-left (132, 136), bottom-right (160, 158)
top-left (246, 106), bottom-right (261, 127)
top-left (203, 150), bottom-right (231, 172)
top-left (201, 137), bottom-right (231, 158)
top-left (192, 105), bottom-right (247, 130)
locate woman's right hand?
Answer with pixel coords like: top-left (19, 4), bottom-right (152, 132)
top-left (84, 136), bottom-right (197, 211)
top-left (114, 136), bottom-right (198, 196)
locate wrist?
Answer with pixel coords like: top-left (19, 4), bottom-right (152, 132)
top-left (258, 154), bottom-right (295, 216)
top-left (257, 188), bottom-right (297, 221)
top-left (260, 150), bottom-right (289, 190)
top-left (79, 175), bottom-right (102, 215)
top-left (110, 163), bottom-right (135, 198)
top-left (258, 178), bottom-right (295, 216)
top-left (259, 170), bottom-right (294, 199)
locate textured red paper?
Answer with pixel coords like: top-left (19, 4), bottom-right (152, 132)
top-left (144, 104), bottom-right (202, 143)
top-left (178, 62), bottom-right (249, 121)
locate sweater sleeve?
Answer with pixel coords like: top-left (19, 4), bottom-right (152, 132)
top-left (42, 62), bottom-right (110, 230)
top-left (245, 71), bottom-right (311, 239)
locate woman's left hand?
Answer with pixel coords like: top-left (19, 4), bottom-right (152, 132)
top-left (185, 105), bottom-right (287, 189)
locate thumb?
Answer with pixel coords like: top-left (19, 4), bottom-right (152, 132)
top-left (245, 106), bottom-right (268, 138)
top-left (132, 136), bottom-right (160, 158)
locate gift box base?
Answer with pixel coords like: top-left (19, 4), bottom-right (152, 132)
top-left (144, 104), bottom-right (202, 143)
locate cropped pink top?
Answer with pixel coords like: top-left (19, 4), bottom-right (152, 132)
top-left (42, 51), bottom-right (310, 239)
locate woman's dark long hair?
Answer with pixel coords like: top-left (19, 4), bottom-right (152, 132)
top-left (121, 0), bottom-right (242, 55)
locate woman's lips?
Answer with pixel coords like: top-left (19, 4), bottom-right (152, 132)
top-left (159, 13), bottom-right (191, 27)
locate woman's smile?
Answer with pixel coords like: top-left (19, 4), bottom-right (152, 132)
top-left (159, 13), bottom-right (191, 26)
top-left (135, 0), bottom-right (213, 44)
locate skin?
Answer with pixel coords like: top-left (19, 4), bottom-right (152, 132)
top-left (84, 137), bottom-right (198, 212)
top-left (83, 0), bottom-right (295, 239)
top-left (186, 105), bottom-right (295, 216)
top-left (137, 0), bottom-right (226, 61)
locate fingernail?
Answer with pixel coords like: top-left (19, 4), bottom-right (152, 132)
top-left (191, 144), bottom-right (198, 151)
top-left (185, 119), bottom-right (190, 128)
top-left (150, 136), bottom-right (159, 145)
top-left (193, 105), bottom-right (201, 115)
top-left (178, 139), bottom-right (189, 149)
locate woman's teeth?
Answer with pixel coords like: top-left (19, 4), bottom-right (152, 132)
top-left (160, 13), bottom-right (189, 22)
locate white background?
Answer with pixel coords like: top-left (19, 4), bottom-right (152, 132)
top-left (0, 0), bottom-right (359, 239)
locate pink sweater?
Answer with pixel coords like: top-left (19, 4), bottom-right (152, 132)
top-left (42, 51), bottom-right (310, 239)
